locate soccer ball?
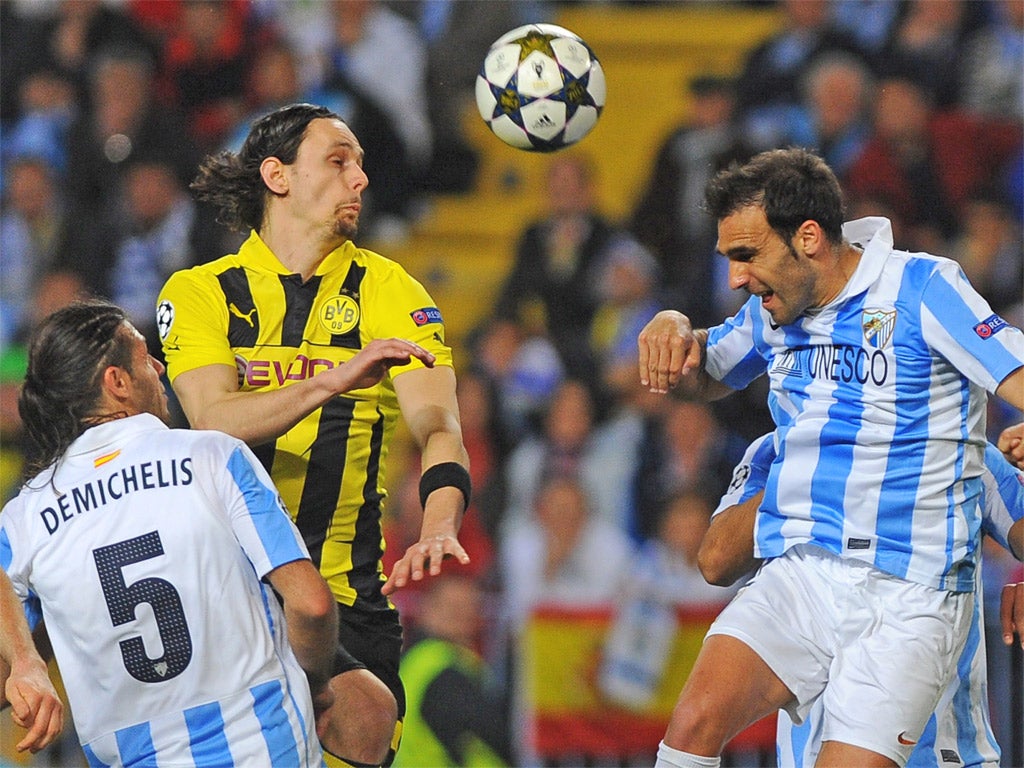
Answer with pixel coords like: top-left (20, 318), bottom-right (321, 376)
top-left (475, 23), bottom-right (606, 152)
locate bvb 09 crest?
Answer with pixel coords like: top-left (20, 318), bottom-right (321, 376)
top-left (319, 295), bottom-right (360, 335)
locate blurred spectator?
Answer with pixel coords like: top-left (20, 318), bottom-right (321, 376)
top-left (469, 318), bottom-right (564, 448)
top-left (107, 153), bottom-right (226, 357)
top-left (589, 235), bottom-right (665, 401)
top-left (1, 65), bottom-right (78, 177)
top-left (632, 399), bottom-right (735, 543)
top-left (500, 473), bottom-right (634, 629)
top-left (501, 379), bottom-right (639, 539)
top-left (395, 575), bottom-right (511, 768)
top-left (875, 0), bottom-right (985, 109)
top-left (846, 74), bottom-right (1023, 248)
top-left (958, 0), bottom-right (1024, 120)
top-left (950, 188), bottom-right (1023, 317)
top-left (153, 0), bottom-right (271, 151)
top-left (64, 43), bottom-right (200, 242)
top-left (494, 154), bottom-right (619, 380)
top-left (0, 155), bottom-right (107, 346)
top-left (733, 0), bottom-right (868, 141)
top-left (629, 74), bottom-right (752, 326)
top-left (749, 51), bottom-right (873, 179)
top-left (0, 0), bottom-right (157, 125)
top-left (829, 0), bottom-right (903, 57)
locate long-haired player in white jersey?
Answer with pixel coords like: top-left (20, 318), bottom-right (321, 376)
top-left (0, 300), bottom-right (431, 767)
top-left (700, 430), bottom-right (1024, 768)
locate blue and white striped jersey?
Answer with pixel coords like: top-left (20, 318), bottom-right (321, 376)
top-left (705, 217), bottom-right (1024, 591)
top-left (721, 435), bottom-right (1024, 768)
top-left (0, 414), bottom-right (324, 768)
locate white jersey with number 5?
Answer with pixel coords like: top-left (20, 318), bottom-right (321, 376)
top-left (705, 217), bottom-right (1024, 592)
top-left (0, 413), bottom-right (324, 768)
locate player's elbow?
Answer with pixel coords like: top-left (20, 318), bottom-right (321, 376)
top-left (697, 538), bottom-right (736, 587)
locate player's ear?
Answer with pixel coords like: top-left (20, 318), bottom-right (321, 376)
top-left (260, 156), bottom-right (288, 195)
top-left (100, 365), bottom-right (132, 400)
top-left (795, 219), bottom-right (824, 258)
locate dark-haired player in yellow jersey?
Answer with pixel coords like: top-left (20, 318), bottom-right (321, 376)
top-left (157, 104), bottom-right (472, 768)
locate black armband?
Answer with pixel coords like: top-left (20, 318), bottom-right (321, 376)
top-left (419, 462), bottom-right (471, 511)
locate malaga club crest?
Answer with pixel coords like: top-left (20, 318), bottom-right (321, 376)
top-left (862, 309), bottom-right (896, 349)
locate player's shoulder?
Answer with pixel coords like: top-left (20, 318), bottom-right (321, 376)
top-left (161, 252), bottom-right (250, 302)
top-left (349, 242), bottom-right (416, 281)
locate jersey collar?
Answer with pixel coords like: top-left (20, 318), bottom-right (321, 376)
top-left (66, 413), bottom-right (169, 458)
top-left (242, 231), bottom-right (357, 277)
top-left (839, 216), bottom-right (891, 297)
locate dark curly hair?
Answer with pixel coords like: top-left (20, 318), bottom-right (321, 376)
top-left (704, 147), bottom-right (846, 247)
top-left (190, 103), bottom-right (343, 233)
top-left (19, 300), bottom-right (135, 479)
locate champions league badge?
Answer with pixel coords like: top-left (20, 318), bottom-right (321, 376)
top-left (156, 300), bottom-right (174, 341)
top-left (862, 309), bottom-right (896, 349)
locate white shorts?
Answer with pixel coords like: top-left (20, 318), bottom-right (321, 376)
top-left (707, 544), bottom-right (973, 767)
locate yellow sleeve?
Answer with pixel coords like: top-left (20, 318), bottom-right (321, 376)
top-left (157, 268), bottom-right (236, 382)
top-left (362, 259), bottom-right (454, 375)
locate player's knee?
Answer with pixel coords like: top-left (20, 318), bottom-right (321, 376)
top-left (323, 669), bottom-right (397, 764)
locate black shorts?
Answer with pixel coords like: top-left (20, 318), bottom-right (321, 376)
top-left (333, 603), bottom-right (406, 717)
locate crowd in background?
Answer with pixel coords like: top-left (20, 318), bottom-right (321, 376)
top-left (1, 0), bottom-right (1022, 766)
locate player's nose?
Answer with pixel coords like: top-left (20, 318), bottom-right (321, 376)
top-left (349, 164), bottom-right (369, 193)
top-left (728, 261), bottom-right (750, 291)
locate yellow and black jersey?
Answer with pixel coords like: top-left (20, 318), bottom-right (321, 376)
top-left (157, 231), bottom-right (453, 611)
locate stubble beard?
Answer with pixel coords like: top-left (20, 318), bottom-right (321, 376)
top-left (334, 210), bottom-right (359, 241)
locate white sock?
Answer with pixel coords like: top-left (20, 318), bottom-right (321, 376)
top-left (654, 741), bottom-right (721, 768)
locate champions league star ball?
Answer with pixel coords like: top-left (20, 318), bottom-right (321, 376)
top-left (475, 23), bottom-right (606, 152)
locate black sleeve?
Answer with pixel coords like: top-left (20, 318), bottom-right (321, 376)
top-left (419, 666), bottom-right (512, 764)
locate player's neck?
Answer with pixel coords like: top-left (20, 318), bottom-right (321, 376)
top-left (259, 220), bottom-right (344, 282)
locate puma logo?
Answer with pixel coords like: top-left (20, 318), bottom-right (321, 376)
top-left (228, 303), bottom-right (257, 327)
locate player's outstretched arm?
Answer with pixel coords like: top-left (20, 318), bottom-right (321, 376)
top-left (699, 492), bottom-right (764, 587)
top-left (0, 570), bottom-right (62, 753)
top-left (266, 559), bottom-right (338, 710)
top-left (171, 338), bottom-right (435, 446)
top-left (637, 310), bottom-right (731, 399)
top-left (383, 365), bottom-right (471, 595)
top-left (997, 421), bottom-right (1024, 471)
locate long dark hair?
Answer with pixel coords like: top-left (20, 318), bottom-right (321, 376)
top-left (19, 301), bottom-right (135, 479)
top-left (190, 103), bottom-right (342, 233)
top-left (704, 147), bottom-right (846, 246)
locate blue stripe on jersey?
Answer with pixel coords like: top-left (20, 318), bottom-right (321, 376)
top-left (758, 323), bottom-right (816, 554)
top-left (252, 679), bottom-right (301, 766)
top-left (115, 720), bottom-right (156, 766)
top-left (185, 700), bottom-right (234, 767)
top-left (227, 447), bottom-right (306, 568)
top-left (922, 266), bottom-right (1024, 378)
top-left (809, 297), bottom-right (867, 552)
top-left (0, 527), bottom-right (43, 630)
top-left (873, 262), bottom-right (945, 581)
top-left (83, 744), bottom-right (111, 768)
